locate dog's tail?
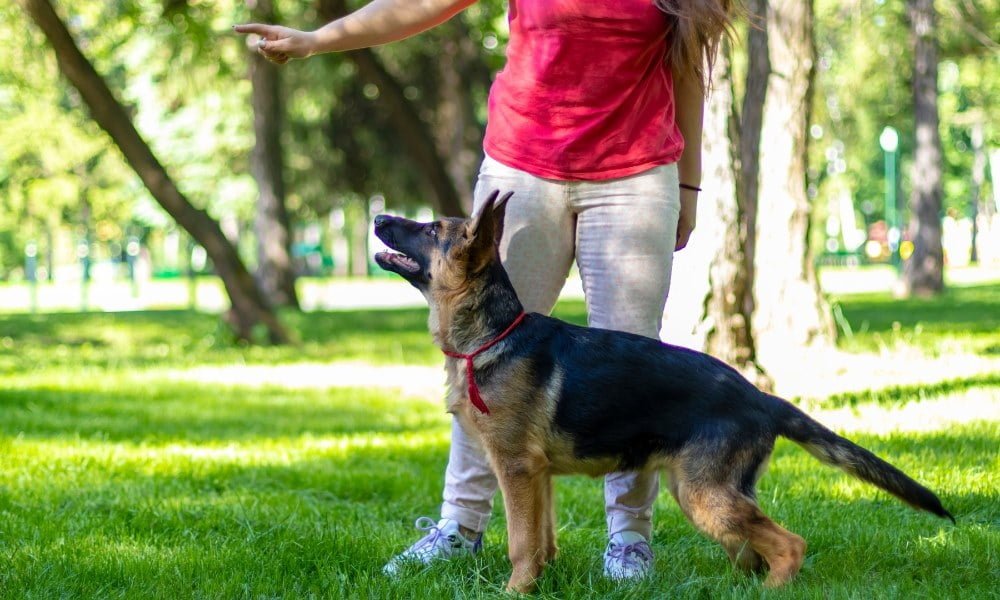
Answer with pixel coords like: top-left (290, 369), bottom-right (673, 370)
top-left (771, 394), bottom-right (954, 522)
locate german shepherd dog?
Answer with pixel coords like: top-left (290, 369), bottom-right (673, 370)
top-left (373, 190), bottom-right (953, 593)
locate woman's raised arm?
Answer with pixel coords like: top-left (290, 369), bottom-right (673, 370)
top-left (234, 0), bottom-right (477, 64)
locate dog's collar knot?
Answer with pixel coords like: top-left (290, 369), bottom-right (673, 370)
top-left (442, 311), bottom-right (527, 415)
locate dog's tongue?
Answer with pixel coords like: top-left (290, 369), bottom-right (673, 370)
top-left (378, 251), bottom-right (419, 273)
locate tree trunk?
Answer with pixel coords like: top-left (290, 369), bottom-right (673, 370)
top-left (904, 0), bottom-right (945, 296)
top-left (248, 0), bottom-right (300, 308)
top-left (753, 0), bottom-right (835, 367)
top-left (348, 198), bottom-right (371, 277)
top-left (700, 38), bottom-right (770, 390)
top-left (21, 0), bottom-right (287, 343)
top-left (318, 0), bottom-right (466, 218)
top-left (969, 119), bottom-right (985, 264)
top-left (434, 18), bottom-right (491, 215)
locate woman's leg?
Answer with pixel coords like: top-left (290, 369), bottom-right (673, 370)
top-left (570, 163), bottom-right (681, 541)
top-left (440, 155), bottom-right (577, 532)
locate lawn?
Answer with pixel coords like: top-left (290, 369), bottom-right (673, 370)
top-left (0, 282), bottom-right (997, 599)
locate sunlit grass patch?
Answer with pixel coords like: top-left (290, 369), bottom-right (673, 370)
top-left (833, 282), bottom-right (1000, 357)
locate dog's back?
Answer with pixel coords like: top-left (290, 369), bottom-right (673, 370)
top-left (500, 313), bottom-right (953, 521)
top-left (506, 314), bottom-right (775, 468)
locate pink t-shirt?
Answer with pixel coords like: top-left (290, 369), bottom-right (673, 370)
top-left (483, 0), bottom-right (684, 181)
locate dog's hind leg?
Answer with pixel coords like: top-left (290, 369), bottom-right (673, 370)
top-left (495, 456), bottom-right (549, 594)
top-left (667, 466), bottom-right (767, 575)
top-left (673, 480), bottom-right (805, 587)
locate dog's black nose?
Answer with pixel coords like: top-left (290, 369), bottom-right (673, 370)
top-left (374, 214), bottom-right (388, 229)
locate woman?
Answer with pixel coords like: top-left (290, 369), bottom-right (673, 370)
top-left (236, 0), bottom-right (732, 581)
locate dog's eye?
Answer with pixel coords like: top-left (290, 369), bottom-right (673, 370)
top-left (425, 224), bottom-right (437, 239)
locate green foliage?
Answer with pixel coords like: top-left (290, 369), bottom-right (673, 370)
top-left (3, 0), bottom-right (997, 279)
top-left (276, 0), bottom-right (508, 217)
top-left (0, 1), bottom-right (257, 275)
top-left (0, 4), bottom-right (137, 275)
top-left (811, 0), bottom-right (998, 238)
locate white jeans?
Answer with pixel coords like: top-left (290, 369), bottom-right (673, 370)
top-left (441, 155), bottom-right (681, 540)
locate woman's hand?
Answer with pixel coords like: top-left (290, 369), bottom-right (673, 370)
top-left (675, 188), bottom-right (697, 251)
top-left (233, 24), bottom-right (318, 65)
top-left (234, 1), bottom-right (476, 62)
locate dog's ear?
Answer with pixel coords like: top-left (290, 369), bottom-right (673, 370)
top-left (464, 190), bottom-right (512, 271)
top-left (467, 189), bottom-right (513, 249)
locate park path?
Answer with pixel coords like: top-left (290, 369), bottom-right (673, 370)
top-left (4, 264), bottom-right (995, 314)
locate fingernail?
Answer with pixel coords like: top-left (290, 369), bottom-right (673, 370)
top-left (257, 39), bottom-right (266, 48)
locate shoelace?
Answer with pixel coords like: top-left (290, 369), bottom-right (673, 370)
top-left (410, 517), bottom-right (453, 557)
top-left (607, 541), bottom-right (653, 571)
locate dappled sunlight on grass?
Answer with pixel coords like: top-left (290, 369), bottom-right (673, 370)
top-left (0, 307), bottom-right (440, 373)
top-left (4, 412), bottom-right (993, 598)
top-left (1, 286), bottom-right (998, 597)
top-left (764, 422), bottom-right (997, 526)
top-left (802, 387), bottom-right (999, 432)
top-left (2, 429), bottom-right (451, 469)
top-left (157, 361), bottom-right (448, 399)
top-left (1, 390), bottom-right (996, 598)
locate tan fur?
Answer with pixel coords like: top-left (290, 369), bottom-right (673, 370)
top-left (399, 205), bottom-right (808, 593)
top-left (671, 478), bottom-right (805, 587)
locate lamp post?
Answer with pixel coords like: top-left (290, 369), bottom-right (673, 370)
top-left (879, 126), bottom-right (900, 270)
top-left (78, 238), bottom-right (91, 311)
top-left (126, 235), bottom-right (141, 298)
top-left (25, 241), bottom-right (38, 313)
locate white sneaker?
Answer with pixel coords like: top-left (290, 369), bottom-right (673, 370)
top-left (383, 517), bottom-right (482, 575)
top-left (603, 531), bottom-right (654, 580)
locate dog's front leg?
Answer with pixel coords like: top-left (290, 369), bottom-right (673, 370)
top-left (496, 460), bottom-right (546, 594)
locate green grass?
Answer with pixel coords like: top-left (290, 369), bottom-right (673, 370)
top-left (832, 282), bottom-right (1000, 357)
top-left (0, 302), bottom-right (589, 374)
top-left (0, 284), bottom-right (998, 598)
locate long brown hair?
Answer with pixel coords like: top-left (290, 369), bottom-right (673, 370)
top-left (654, 0), bottom-right (736, 89)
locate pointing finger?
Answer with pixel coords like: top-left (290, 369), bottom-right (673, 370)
top-left (233, 23), bottom-right (276, 37)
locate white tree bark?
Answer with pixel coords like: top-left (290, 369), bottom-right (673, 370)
top-left (753, 0), bottom-right (835, 369)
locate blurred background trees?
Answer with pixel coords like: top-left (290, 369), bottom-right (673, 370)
top-left (2, 0), bottom-right (997, 350)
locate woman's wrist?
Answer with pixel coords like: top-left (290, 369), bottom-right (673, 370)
top-left (310, 25), bottom-right (341, 55)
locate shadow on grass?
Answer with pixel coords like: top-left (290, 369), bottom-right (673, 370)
top-left (0, 308), bottom-right (439, 371)
top-left (0, 382), bottom-right (448, 442)
top-left (0, 302), bottom-right (587, 345)
top-left (821, 373), bottom-right (1000, 408)
top-left (0, 300), bottom-right (595, 374)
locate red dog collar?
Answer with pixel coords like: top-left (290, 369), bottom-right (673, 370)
top-left (442, 312), bottom-right (527, 415)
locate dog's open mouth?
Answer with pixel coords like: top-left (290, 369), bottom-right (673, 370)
top-left (375, 251), bottom-right (420, 273)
